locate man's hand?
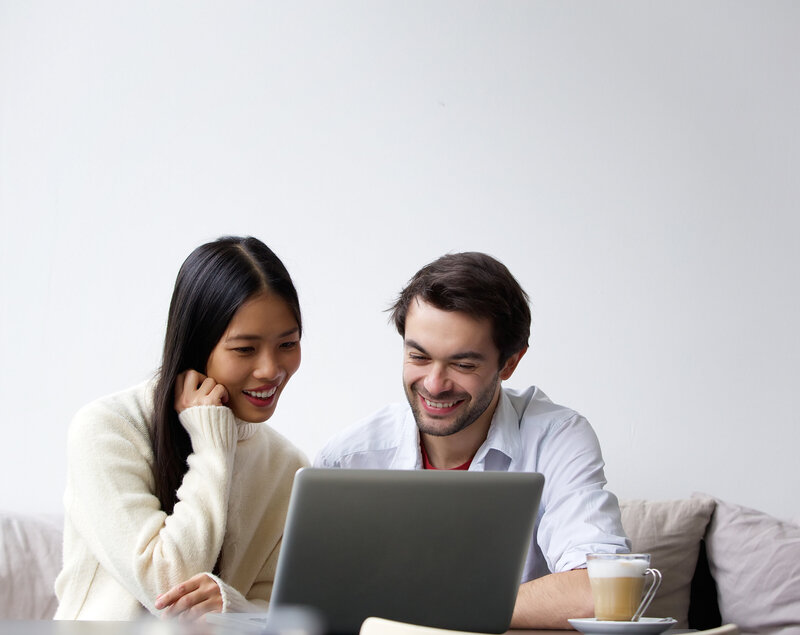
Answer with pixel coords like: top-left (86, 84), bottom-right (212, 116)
top-left (155, 573), bottom-right (224, 621)
top-left (174, 370), bottom-right (229, 413)
top-left (511, 568), bottom-right (594, 629)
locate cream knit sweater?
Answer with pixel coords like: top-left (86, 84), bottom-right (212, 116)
top-left (54, 381), bottom-right (308, 620)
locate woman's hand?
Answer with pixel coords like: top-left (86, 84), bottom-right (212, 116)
top-left (174, 370), bottom-right (229, 413)
top-left (155, 572), bottom-right (224, 621)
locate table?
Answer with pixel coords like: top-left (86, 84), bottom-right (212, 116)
top-left (0, 622), bottom-right (564, 635)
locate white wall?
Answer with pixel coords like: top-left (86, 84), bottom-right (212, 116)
top-left (1, 1), bottom-right (798, 519)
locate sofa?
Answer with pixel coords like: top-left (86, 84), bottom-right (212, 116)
top-left (2, 495), bottom-right (799, 632)
top-left (619, 494), bottom-right (800, 634)
top-left (0, 512), bottom-right (62, 620)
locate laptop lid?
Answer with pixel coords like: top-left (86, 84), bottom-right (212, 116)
top-left (270, 467), bottom-right (543, 635)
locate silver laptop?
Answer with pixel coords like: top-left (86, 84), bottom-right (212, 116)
top-left (210, 468), bottom-right (543, 634)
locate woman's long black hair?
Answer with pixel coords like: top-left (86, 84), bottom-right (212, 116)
top-left (151, 236), bottom-right (302, 515)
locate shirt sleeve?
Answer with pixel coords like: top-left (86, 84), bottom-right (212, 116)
top-left (63, 401), bottom-right (238, 613)
top-left (533, 414), bottom-right (631, 575)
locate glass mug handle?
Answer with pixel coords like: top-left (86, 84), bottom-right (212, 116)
top-left (632, 568), bottom-right (662, 622)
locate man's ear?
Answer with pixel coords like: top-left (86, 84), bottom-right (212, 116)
top-left (499, 347), bottom-right (528, 381)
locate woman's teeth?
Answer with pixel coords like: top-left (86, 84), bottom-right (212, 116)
top-left (244, 387), bottom-right (277, 399)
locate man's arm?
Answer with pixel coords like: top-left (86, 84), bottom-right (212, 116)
top-left (510, 569), bottom-right (594, 630)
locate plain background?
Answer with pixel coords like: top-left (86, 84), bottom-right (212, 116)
top-left (1, 1), bottom-right (798, 519)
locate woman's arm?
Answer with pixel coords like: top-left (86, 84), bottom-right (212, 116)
top-left (155, 546), bottom-right (277, 619)
top-left (64, 385), bottom-right (238, 614)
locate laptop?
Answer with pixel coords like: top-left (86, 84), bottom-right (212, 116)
top-left (209, 467), bottom-right (543, 634)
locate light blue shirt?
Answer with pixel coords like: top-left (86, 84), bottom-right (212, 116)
top-left (315, 385), bottom-right (631, 581)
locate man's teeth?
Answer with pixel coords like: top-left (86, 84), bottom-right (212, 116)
top-left (244, 387), bottom-right (277, 399)
top-left (424, 398), bottom-right (458, 409)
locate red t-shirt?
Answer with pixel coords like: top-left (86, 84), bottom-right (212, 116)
top-left (420, 442), bottom-right (472, 470)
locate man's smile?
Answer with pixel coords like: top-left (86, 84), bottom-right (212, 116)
top-left (415, 389), bottom-right (467, 416)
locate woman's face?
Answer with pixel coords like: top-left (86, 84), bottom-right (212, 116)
top-left (205, 291), bottom-right (301, 423)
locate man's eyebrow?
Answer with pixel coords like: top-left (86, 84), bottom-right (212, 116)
top-left (404, 339), bottom-right (429, 355)
top-left (405, 339), bottom-right (485, 361)
top-left (450, 351), bottom-right (486, 361)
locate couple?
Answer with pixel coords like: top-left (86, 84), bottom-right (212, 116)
top-left (55, 236), bottom-right (630, 629)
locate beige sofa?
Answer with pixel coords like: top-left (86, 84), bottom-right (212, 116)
top-left (0, 512), bottom-right (62, 620)
top-left (2, 495), bottom-right (799, 632)
top-left (620, 494), bottom-right (800, 634)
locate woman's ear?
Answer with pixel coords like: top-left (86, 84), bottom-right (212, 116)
top-left (499, 347), bottom-right (528, 381)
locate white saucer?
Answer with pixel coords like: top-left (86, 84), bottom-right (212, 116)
top-left (568, 617), bottom-right (677, 634)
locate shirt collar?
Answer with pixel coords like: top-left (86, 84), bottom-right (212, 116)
top-left (392, 408), bottom-right (424, 469)
top-left (395, 387), bottom-right (522, 470)
top-left (472, 387), bottom-right (523, 469)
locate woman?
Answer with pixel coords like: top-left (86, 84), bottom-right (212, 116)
top-left (54, 236), bottom-right (308, 621)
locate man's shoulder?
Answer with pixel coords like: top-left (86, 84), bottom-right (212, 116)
top-left (314, 402), bottom-right (413, 467)
top-left (499, 385), bottom-right (600, 472)
top-left (503, 385), bottom-right (584, 425)
top-left (500, 385), bottom-right (596, 454)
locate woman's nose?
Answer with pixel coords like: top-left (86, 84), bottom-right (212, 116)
top-left (254, 353), bottom-right (282, 382)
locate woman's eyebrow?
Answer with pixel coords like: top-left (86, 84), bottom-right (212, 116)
top-left (226, 326), bottom-right (299, 341)
top-left (225, 334), bottom-right (261, 342)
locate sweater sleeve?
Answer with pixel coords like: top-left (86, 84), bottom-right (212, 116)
top-left (205, 572), bottom-right (269, 613)
top-left (63, 400), bottom-right (238, 614)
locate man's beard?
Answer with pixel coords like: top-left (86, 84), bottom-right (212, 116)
top-left (405, 373), bottom-right (500, 437)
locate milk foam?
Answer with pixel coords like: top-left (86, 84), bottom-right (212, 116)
top-left (587, 559), bottom-right (648, 578)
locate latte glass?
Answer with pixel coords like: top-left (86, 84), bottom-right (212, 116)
top-left (586, 553), bottom-right (662, 622)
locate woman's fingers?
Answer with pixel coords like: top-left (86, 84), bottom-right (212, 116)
top-left (156, 573), bottom-right (223, 621)
top-left (174, 371), bottom-right (228, 412)
top-left (155, 576), bottom-right (200, 613)
top-left (174, 370), bottom-right (205, 412)
top-left (178, 596), bottom-right (223, 622)
top-left (209, 382), bottom-right (229, 405)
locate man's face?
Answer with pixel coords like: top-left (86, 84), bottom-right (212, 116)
top-left (402, 299), bottom-right (508, 437)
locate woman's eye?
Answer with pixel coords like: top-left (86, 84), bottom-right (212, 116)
top-left (280, 341), bottom-right (299, 350)
top-left (233, 347), bottom-right (255, 354)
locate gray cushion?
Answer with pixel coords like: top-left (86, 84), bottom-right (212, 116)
top-left (0, 512), bottom-right (63, 619)
top-left (620, 496), bottom-right (716, 628)
top-left (698, 494), bottom-right (800, 634)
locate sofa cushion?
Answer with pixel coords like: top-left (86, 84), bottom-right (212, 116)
top-left (697, 494), bottom-right (800, 633)
top-left (619, 496), bottom-right (716, 628)
top-left (0, 512), bottom-right (63, 619)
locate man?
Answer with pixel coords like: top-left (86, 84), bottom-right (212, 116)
top-left (315, 252), bottom-right (630, 629)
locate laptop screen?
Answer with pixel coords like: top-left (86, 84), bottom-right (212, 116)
top-left (270, 468), bottom-right (544, 635)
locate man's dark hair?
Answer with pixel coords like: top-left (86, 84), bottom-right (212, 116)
top-left (389, 252), bottom-right (531, 366)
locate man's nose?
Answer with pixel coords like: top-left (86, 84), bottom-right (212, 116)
top-left (423, 365), bottom-right (452, 396)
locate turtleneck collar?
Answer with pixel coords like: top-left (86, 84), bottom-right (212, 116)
top-left (234, 417), bottom-right (260, 442)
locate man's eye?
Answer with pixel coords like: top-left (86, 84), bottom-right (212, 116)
top-left (455, 363), bottom-right (476, 371)
top-left (408, 354), bottom-right (428, 362)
